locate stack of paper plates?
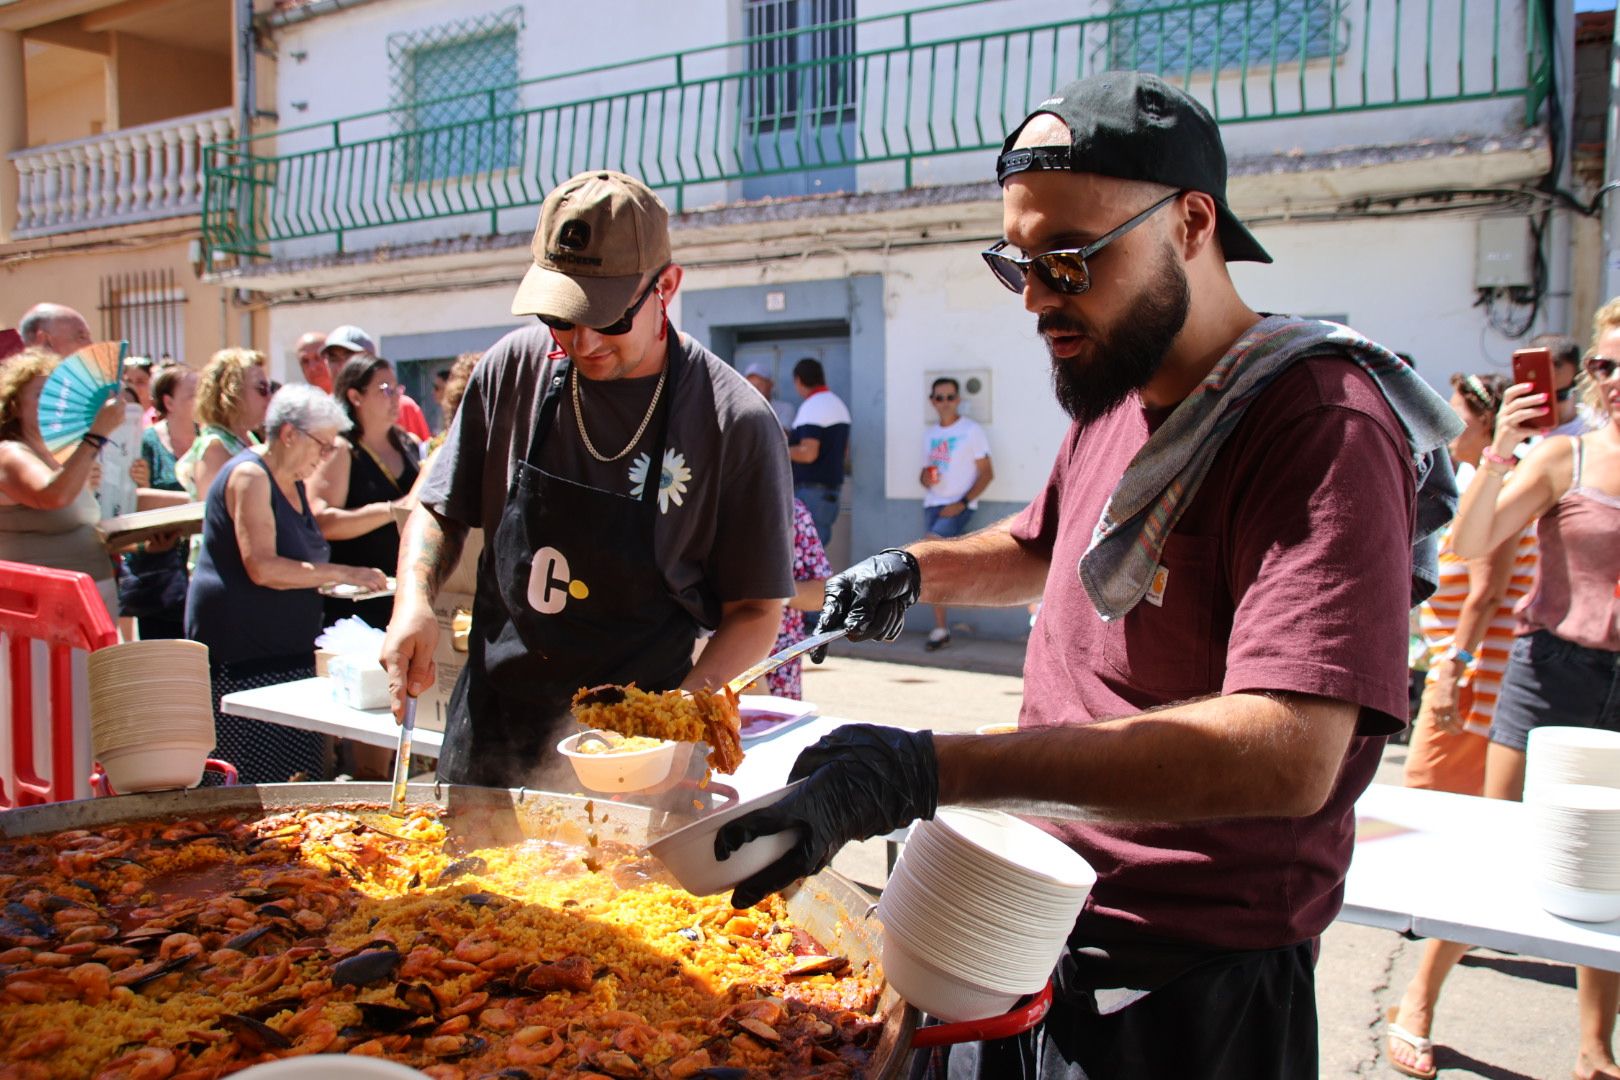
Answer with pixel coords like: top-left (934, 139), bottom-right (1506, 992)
top-left (88, 640), bottom-right (213, 792)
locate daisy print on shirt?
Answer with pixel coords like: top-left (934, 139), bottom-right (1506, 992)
top-left (629, 447), bottom-right (693, 513)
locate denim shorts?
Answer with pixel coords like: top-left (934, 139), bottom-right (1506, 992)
top-left (923, 503), bottom-right (975, 538)
top-left (1489, 629), bottom-right (1620, 751)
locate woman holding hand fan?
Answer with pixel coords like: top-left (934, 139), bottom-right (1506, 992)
top-left (0, 346), bottom-right (125, 617)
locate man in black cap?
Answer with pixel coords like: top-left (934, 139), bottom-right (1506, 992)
top-left (716, 72), bottom-right (1458, 1077)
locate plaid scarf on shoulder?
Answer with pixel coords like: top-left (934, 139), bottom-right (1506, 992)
top-left (1078, 315), bottom-right (1464, 621)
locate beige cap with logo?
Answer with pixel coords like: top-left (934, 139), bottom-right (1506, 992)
top-left (510, 170), bottom-right (672, 325)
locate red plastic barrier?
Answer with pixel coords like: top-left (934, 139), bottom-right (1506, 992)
top-left (0, 561), bottom-right (118, 809)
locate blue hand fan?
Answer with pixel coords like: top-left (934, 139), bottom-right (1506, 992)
top-left (40, 340), bottom-right (126, 462)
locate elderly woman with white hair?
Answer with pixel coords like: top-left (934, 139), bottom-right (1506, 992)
top-left (185, 385), bottom-right (387, 783)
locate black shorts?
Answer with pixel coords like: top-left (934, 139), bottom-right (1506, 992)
top-left (908, 939), bottom-right (1317, 1080)
top-left (1489, 629), bottom-right (1620, 751)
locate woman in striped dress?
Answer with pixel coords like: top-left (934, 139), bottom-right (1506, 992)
top-left (1404, 373), bottom-right (1534, 795)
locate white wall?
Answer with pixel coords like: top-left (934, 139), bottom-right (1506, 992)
top-left (1237, 213), bottom-right (1560, 383)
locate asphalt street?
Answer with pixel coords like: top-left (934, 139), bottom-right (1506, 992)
top-left (800, 633), bottom-right (1580, 1080)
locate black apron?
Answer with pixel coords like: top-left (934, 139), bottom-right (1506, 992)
top-left (438, 341), bottom-right (699, 787)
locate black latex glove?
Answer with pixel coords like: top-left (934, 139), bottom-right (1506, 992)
top-left (713, 723), bottom-right (938, 908)
top-left (811, 548), bottom-right (922, 662)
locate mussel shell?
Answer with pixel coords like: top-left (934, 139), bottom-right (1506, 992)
top-left (395, 980), bottom-right (438, 1015)
top-left (217, 1013), bottom-right (292, 1051)
top-left (438, 856), bottom-right (488, 884)
top-left (223, 924), bottom-right (281, 952)
top-left (355, 1002), bottom-right (425, 1032)
top-left (331, 947), bottom-right (401, 988)
top-left (122, 954), bottom-right (198, 989)
top-left (239, 995), bottom-right (305, 1021)
top-left (433, 1034), bottom-right (488, 1060)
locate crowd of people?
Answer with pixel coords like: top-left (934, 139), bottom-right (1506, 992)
top-left (0, 310), bottom-right (435, 784)
top-left (3, 68), bottom-right (1620, 1079)
top-left (1389, 316), bottom-right (1620, 1079)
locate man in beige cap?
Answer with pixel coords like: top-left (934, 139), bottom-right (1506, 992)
top-left (382, 170), bottom-right (795, 788)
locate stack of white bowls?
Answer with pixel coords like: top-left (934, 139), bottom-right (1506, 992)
top-left (1525, 727), bottom-right (1620, 799)
top-left (89, 640), bottom-right (214, 793)
top-left (1530, 783), bottom-right (1620, 922)
top-left (877, 808), bottom-right (1095, 1022)
top-left (1524, 728), bottom-right (1620, 922)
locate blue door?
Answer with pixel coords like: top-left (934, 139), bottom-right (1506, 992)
top-left (733, 335), bottom-right (854, 565)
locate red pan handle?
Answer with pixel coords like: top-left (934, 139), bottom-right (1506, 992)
top-left (909, 980), bottom-right (1053, 1048)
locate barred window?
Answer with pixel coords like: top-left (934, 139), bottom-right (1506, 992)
top-left (99, 270), bottom-right (186, 363)
top-left (745, 0), bottom-right (857, 132)
top-left (1109, 0), bottom-right (1345, 75)
top-left (391, 8), bottom-right (524, 184)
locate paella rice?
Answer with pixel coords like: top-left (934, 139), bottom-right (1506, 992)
top-left (0, 806), bottom-right (882, 1079)
top-left (571, 685), bottom-right (745, 774)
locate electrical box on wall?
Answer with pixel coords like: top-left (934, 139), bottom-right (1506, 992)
top-left (923, 369), bottom-right (992, 424)
top-left (1475, 217), bottom-right (1533, 289)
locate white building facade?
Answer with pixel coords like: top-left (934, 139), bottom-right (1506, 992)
top-left (207, 0), bottom-right (1588, 639)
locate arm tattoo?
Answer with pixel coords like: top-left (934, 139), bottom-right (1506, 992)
top-left (404, 509), bottom-right (467, 604)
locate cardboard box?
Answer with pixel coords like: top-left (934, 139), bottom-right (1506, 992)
top-left (389, 502), bottom-right (483, 735)
top-left (417, 589), bottom-right (473, 733)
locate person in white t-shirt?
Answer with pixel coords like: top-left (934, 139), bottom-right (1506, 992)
top-left (919, 376), bottom-right (993, 651)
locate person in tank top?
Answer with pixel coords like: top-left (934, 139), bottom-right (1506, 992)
top-left (1400, 312), bottom-right (1620, 1080)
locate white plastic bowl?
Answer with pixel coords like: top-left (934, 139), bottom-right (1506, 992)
top-left (235, 1056), bottom-right (428, 1078)
top-left (97, 744), bottom-right (210, 793)
top-left (881, 932), bottom-right (1023, 1022)
top-left (645, 781), bottom-right (802, 897)
top-left (556, 730), bottom-right (679, 793)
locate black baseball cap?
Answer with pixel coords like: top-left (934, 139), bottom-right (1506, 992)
top-left (996, 71), bottom-right (1271, 265)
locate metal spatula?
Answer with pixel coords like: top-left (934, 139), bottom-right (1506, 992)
top-left (725, 628), bottom-right (848, 694)
top-left (389, 696), bottom-right (416, 817)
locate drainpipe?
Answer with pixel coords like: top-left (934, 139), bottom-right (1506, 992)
top-left (1604, 10), bottom-right (1620, 302)
top-left (236, 0), bottom-right (254, 140)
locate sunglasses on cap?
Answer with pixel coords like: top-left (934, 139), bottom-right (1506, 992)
top-left (982, 190), bottom-right (1183, 295)
top-left (537, 266), bottom-right (668, 336)
top-left (1585, 355), bottom-right (1620, 381)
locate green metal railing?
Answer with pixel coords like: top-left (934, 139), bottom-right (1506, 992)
top-left (203, 0), bottom-right (1551, 265)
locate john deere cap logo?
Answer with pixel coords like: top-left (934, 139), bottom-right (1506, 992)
top-left (557, 220), bottom-right (590, 252)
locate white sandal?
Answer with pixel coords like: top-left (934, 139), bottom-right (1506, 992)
top-left (1385, 1005), bottom-right (1438, 1079)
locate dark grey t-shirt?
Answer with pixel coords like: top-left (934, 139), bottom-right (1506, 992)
top-left (418, 324), bottom-right (795, 628)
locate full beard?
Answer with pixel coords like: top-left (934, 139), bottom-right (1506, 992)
top-left (1041, 248), bottom-right (1191, 425)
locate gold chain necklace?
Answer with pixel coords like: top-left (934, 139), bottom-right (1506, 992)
top-left (571, 363), bottom-right (667, 463)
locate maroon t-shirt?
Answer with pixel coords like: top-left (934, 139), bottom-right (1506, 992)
top-left (1012, 356), bottom-right (1415, 952)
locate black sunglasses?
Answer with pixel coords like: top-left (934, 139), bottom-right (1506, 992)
top-left (538, 266), bottom-right (668, 336)
top-left (982, 190), bottom-right (1183, 295)
top-left (931, 394), bottom-right (958, 402)
top-left (1585, 355), bottom-right (1620, 381)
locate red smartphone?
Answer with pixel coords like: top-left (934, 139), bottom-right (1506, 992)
top-left (1510, 347), bottom-right (1557, 429)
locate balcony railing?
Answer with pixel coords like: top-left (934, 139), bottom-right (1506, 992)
top-left (203, 0), bottom-right (1550, 266)
top-left (11, 109), bottom-right (235, 239)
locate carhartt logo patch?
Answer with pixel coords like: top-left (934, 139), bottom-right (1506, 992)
top-left (557, 220), bottom-right (591, 251)
top-left (1145, 566), bottom-right (1169, 607)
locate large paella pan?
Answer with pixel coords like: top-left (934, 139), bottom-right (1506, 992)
top-left (0, 783), bottom-right (1044, 1079)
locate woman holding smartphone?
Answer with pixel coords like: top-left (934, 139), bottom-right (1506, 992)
top-left (1390, 316), bottom-right (1620, 1080)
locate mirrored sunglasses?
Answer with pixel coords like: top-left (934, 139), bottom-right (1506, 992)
top-left (982, 190), bottom-right (1183, 296)
top-left (1584, 355), bottom-right (1620, 381)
